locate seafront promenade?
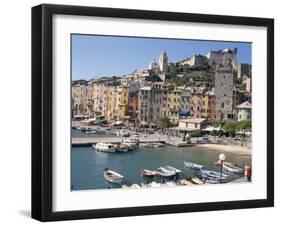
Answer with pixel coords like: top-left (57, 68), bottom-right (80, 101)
top-left (72, 133), bottom-right (192, 147)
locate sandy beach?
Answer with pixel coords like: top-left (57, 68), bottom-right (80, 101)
top-left (195, 143), bottom-right (252, 156)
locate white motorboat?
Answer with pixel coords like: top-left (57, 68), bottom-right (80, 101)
top-left (93, 143), bottom-right (116, 152)
top-left (154, 167), bottom-right (176, 177)
top-left (84, 130), bottom-right (97, 134)
top-left (103, 169), bottom-right (124, 184)
top-left (164, 165), bottom-right (182, 173)
top-left (184, 161), bottom-right (204, 170)
top-left (223, 162), bottom-right (244, 174)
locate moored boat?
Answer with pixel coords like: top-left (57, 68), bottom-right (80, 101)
top-left (140, 169), bottom-right (156, 177)
top-left (164, 165), bottom-right (182, 173)
top-left (154, 167), bottom-right (176, 177)
top-left (184, 161), bottom-right (204, 170)
top-left (223, 163), bottom-right (244, 174)
top-left (116, 143), bottom-right (129, 152)
top-left (179, 179), bottom-right (194, 186)
top-left (93, 143), bottom-right (116, 152)
top-left (191, 177), bottom-right (204, 185)
top-left (214, 160), bottom-right (237, 167)
top-left (103, 168), bottom-right (124, 184)
top-left (200, 168), bottom-right (228, 178)
top-left (122, 138), bottom-right (139, 150)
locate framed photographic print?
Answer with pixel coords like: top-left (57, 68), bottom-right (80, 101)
top-left (32, 4), bottom-right (274, 221)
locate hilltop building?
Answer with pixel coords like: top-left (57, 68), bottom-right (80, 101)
top-left (206, 48), bottom-right (238, 70)
top-left (180, 55), bottom-right (206, 67)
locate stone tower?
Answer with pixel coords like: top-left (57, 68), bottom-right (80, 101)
top-left (159, 50), bottom-right (168, 73)
top-left (215, 65), bottom-right (234, 122)
top-left (159, 50), bottom-right (168, 81)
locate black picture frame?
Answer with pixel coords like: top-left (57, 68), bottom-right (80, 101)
top-left (32, 3), bottom-right (274, 222)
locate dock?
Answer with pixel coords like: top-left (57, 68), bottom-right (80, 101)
top-left (72, 135), bottom-right (194, 147)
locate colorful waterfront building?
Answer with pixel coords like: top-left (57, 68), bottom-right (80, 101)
top-left (92, 80), bottom-right (108, 116)
top-left (105, 86), bottom-right (117, 120)
top-left (138, 86), bottom-right (152, 123)
top-left (115, 86), bottom-right (130, 121)
top-left (190, 93), bottom-right (202, 119)
top-left (208, 89), bottom-right (216, 121)
top-left (128, 83), bottom-right (139, 121)
top-left (72, 80), bottom-right (92, 116)
top-left (179, 87), bottom-right (191, 119)
top-left (167, 88), bottom-right (181, 124)
top-left (201, 92), bottom-right (209, 119)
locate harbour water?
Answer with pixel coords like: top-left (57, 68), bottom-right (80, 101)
top-left (71, 131), bottom-right (251, 190)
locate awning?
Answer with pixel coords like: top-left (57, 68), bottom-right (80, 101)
top-left (179, 111), bottom-right (189, 116)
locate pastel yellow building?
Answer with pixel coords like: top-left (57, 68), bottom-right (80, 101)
top-left (167, 89), bottom-right (181, 124)
top-left (116, 86), bottom-right (130, 121)
top-left (105, 86), bottom-right (117, 120)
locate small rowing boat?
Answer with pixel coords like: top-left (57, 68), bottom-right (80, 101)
top-left (223, 163), bottom-right (244, 174)
top-left (179, 179), bottom-right (194, 186)
top-left (214, 160), bottom-right (237, 167)
top-left (103, 168), bottom-right (124, 184)
top-left (184, 161), bottom-right (204, 170)
top-left (140, 169), bottom-right (156, 177)
top-left (164, 165), bottom-right (182, 173)
top-left (191, 177), bottom-right (204, 185)
top-left (154, 167), bottom-right (176, 177)
top-left (200, 168), bottom-right (228, 178)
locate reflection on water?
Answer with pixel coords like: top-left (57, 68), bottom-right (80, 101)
top-left (71, 145), bottom-right (251, 191)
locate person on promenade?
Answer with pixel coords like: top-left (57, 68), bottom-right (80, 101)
top-left (246, 165), bottom-right (252, 182)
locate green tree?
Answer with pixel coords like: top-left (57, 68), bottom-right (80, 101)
top-left (156, 117), bottom-right (172, 128)
top-left (189, 130), bottom-right (202, 137)
top-left (146, 73), bottom-right (162, 82)
top-left (223, 121), bottom-right (237, 134)
top-left (236, 120), bottom-right (251, 131)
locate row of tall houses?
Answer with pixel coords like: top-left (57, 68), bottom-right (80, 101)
top-left (72, 49), bottom-right (252, 124)
top-left (72, 65), bottom-right (251, 124)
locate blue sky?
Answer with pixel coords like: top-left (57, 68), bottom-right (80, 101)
top-left (72, 34), bottom-right (251, 80)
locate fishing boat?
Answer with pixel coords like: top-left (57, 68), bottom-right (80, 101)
top-left (184, 161), bottom-right (204, 170)
top-left (140, 169), bottom-right (156, 177)
top-left (200, 168), bottom-right (228, 178)
top-left (214, 160), bottom-right (237, 167)
top-left (164, 165), bottom-right (182, 173)
top-left (122, 138), bottom-right (139, 149)
top-left (84, 130), bottom-right (97, 134)
top-left (103, 168), bottom-right (124, 184)
top-left (191, 177), bottom-right (204, 185)
top-left (93, 143), bottom-right (116, 152)
top-left (153, 142), bottom-right (165, 147)
top-left (154, 167), bottom-right (176, 177)
top-left (116, 143), bottom-right (129, 153)
top-left (179, 179), bottom-right (194, 186)
top-left (223, 163), bottom-right (244, 174)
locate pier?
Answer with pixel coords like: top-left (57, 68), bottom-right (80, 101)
top-left (72, 134), bottom-right (193, 147)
